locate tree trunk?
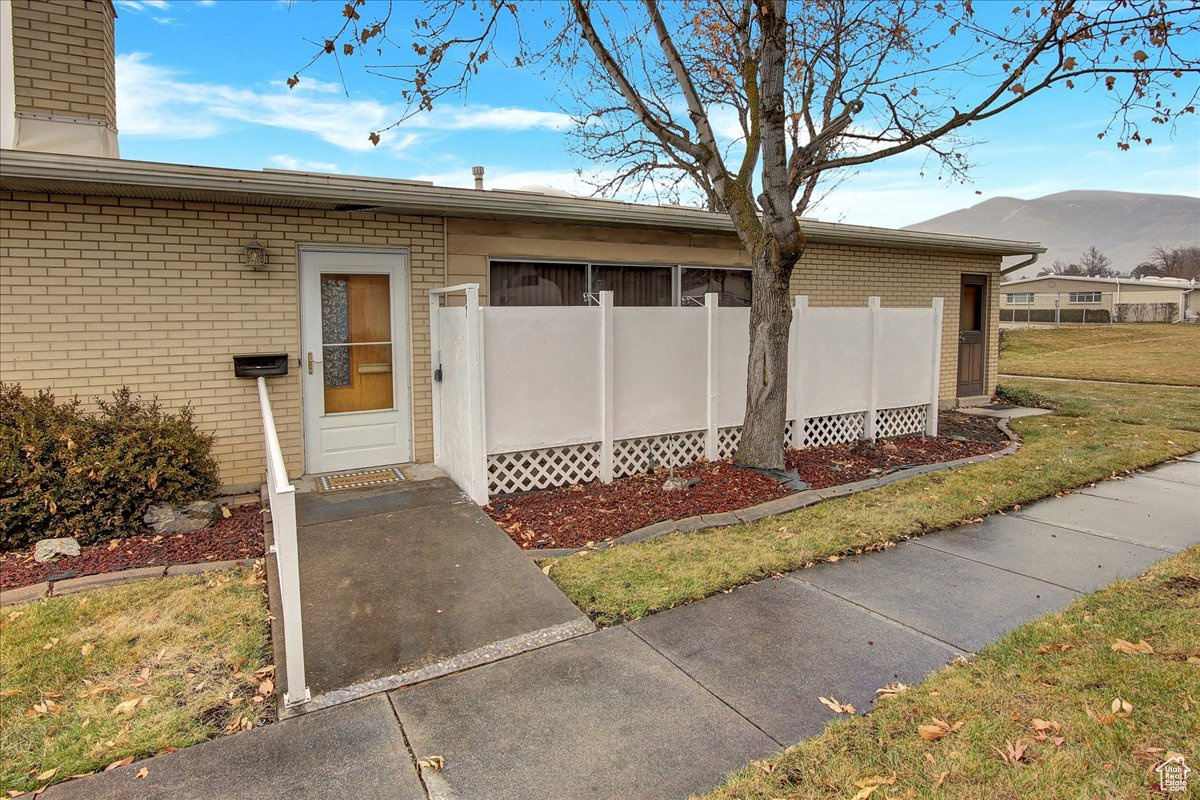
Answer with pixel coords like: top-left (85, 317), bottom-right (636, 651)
top-left (734, 240), bottom-right (799, 469)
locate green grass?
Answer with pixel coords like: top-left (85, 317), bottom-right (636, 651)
top-left (704, 545), bottom-right (1200, 800)
top-left (547, 382), bottom-right (1200, 626)
top-left (0, 567), bottom-right (272, 795)
top-left (999, 324), bottom-right (1200, 386)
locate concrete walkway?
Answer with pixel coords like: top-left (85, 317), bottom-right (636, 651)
top-left (277, 469), bottom-right (592, 703)
top-left (45, 456), bottom-right (1199, 800)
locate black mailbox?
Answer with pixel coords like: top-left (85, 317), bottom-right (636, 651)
top-left (233, 353), bottom-right (289, 378)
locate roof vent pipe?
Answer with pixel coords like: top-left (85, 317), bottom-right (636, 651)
top-left (472, 165), bottom-right (485, 190)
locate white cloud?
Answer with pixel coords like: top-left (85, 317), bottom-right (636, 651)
top-left (115, 53), bottom-right (572, 153)
top-left (265, 154), bottom-right (342, 173)
top-left (116, 0), bottom-right (170, 12)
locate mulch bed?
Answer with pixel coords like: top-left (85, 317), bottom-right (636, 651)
top-left (489, 415), bottom-right (1009, 551)
top-left (0, 503), bottom-right (265, 592)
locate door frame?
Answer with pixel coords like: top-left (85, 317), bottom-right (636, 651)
top-left (298, 246), bottom-right (413, 475)
top-left (956, 273), bottom-right (989, 398)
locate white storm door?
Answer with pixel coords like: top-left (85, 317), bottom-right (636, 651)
top-left (300, 249), bottom-right (412, 474)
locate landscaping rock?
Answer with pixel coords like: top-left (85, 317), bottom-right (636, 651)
top-left (144, 500), bottom-right (221, 534)
top-left (33, 537), bottom-right (81, 563)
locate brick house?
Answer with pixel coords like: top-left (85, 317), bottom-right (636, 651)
top-left (0, 0), bottom-right (1044, 489)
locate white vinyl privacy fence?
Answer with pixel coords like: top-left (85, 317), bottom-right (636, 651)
top-left (431, 286), bottom-right (944, 505)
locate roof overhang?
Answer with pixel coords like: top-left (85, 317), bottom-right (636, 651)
top-left (0, 150), bottom-right (1046, 257)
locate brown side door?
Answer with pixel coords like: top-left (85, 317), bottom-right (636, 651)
top-left (957, 274), bottom-right (987, 397)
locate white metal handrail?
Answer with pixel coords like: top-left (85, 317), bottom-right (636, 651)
top-left (256, 377), bottom-right (310, 707)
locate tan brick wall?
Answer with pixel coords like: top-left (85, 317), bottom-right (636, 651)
top-left (0, 192), bottom-right (444, 487)
top-left (11, 0), bottom-right (116, 126)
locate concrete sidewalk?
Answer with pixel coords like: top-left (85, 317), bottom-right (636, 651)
top-left (45, 456), bottom-right (1199, 800)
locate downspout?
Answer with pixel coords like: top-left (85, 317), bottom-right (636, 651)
top-left (1000, 252), bottom-right (1040, 276)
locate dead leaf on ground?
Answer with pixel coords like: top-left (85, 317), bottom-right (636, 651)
top-left (135, 767), bottom-right (149, 780)
top-left (995, 739), bottom-right (1028, 766)
top-left (918, 717), bottom-right (963, 741)
top-left (818, 696), bottom-right (855, 715)
top-left (750, 760), bottom-right (775, 774)
top-left (1036, 643), bottom-right (1072, 654)
top-left (417, 756), bottom-right (445, 772)
top-left (933, 770), bottom-right (949, 787)
top-left (112, 697), bottom-right (143, 716)
top-left (258, 679), bottom-right (274, 697)
top-left (854, 774), bottom-right (896, 788)
top-left (1111, 639), bottom-right (1154, 654)
top-left (79, 643), bottom-right (95, 657)
top-left (253, 665), bottom-right (275, 679)
top-left (1111, 697), bottom-right (1133, 717)
top-left (104, 756), bottom-right (134, 772)
top-left (34, 769), bottom-right (56, 782)
top-left (875, 682), bottom-right (908, 699)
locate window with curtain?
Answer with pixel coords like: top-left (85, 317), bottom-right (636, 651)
top-left (680, 267), bottom-right (752, 306)
top-left (1068, 291), bottom-right (1102, 304)
top-left (490, 261), bottom-right (587, 306)
top-left (590, 264), bottom-right (673, 306)
top-left (1005, 292), bottom-right (1034, 304)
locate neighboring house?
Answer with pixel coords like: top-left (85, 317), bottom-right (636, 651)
top-left (0, 0), bottom-right (1045, 489)
top-left (1001, 274), bottom-right (1197, 323)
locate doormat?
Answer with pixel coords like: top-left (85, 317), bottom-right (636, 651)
top-left (316, 467), bottom-right (406, 494)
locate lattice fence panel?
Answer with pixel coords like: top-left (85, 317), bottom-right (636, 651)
top-left (717, 426), bottom-right (741, 459)
top-left (876, 405), bottom-right (927, 439)
top-left (613, 430), bottom-right (707, 478)
top-left (803, 412), bottom-right (866, 447)
top-left (488, 442), bottom-right (601, 495)
top-left (717, 421), bottom-right (797, 458)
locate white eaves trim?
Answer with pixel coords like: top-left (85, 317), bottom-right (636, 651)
top-left (0, 149), bottom-right (1046, 257)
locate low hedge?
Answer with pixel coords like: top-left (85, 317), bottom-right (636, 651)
top-left (0, 384), bottom-right (219, 551)
top-left (1000, 308), bottom-right (1111, 323)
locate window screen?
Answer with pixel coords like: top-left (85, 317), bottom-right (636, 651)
top-left (490, 261), bottom-right (586, 306)
top-left (591, 264), bottom-right (673, 306)
top-left (681, 267), bottom-right (752, 306)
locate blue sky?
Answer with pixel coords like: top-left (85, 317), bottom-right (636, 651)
top-left (113, 0), bottom-right (1200, 228)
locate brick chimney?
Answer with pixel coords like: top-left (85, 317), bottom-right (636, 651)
top-left (2, 0), bottom-right (119, 157)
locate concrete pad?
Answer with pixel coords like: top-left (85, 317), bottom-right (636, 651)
top-left (43, 695), bottom-right (422, 800)
top-left (1181, 452), bottom-right (1200, 463)
top-left (298, 499), bottom-right (588, 694)
top-left (629, 578), bottom-right (960, 744)
top-left (915, 515), bottom-right (1167, 592)
top-left (1016, 492), bottom-right (1199, 553)
top-left (1138, 460), bottom-right (1200, 487)
top-left (389, 627), bottom-right (777, 800)
top-left (1080, 474), bottom-right (1199, 507)
top-left (798, 543), bottom-right (1078, 652)
top-left (295, 476), bottom-right (467, 527)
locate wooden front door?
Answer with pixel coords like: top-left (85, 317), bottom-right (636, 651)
top-left (300, 249), bottom-right (412, 474)
top-left (957, 274), bottom-right (987, 397)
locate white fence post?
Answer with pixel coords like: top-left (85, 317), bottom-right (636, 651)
top-left (599, 291), bottom-right (615, 483)
top-left (927, 297), bottom-right (944, 436)
top-left (255, 377), bottom-right (309, 708)
top-left (464, 286), bottom-right (488, 504)
top-left (790, 295), bottom-right (808, 449)
top-left (704, 292), bottom-right (719, 461)
top-left (865, 296), bottom-right (881, 442)
top-left (429, 292), bottom-right (443, 465)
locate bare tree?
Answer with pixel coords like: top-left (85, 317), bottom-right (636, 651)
top-left (296, 0), bottom-right (1200, 469)
top-left (1133, 245), bottom-right (1200, 280)
top-left (1077, 245), bottom-right (1116, 277)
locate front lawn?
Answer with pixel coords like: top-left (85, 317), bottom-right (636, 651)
top-left (704, 544), bottom-right (1200, 799)
top-left (999, 324), bottom-right (1200, 386)
top-left (547, 381), bottom-right (1200, 626)
top-left (0, 566), bottom-right (273, 795)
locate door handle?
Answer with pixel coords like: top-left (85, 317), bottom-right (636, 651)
top-left (307, 351), bottom-right (321, 374)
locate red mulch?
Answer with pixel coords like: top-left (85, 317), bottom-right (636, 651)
top-left (0, 503), bottom-right (265, 591)
top-left (487, 461), bottom-right (787, 551)
top-left (489, 420), bottom-right (1008, 551)
top-left (784, 434), bottom-right (1003, 489)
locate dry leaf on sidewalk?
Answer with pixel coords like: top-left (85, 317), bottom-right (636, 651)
top-left (418, 756), bottom-right (445, 772)
top-left (818, 696), bottom-right (855, 715)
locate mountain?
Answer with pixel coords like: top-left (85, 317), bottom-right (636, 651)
top-left (904, 190), bottom-right (1200, 278)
